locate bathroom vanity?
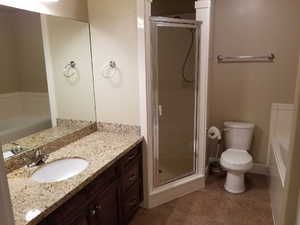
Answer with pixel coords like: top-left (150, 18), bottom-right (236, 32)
top-left (39, 143), bottom-right (143, 225)
top-left (7, 131), bottom-right (143, 225)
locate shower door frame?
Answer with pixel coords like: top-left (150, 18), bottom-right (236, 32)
top-left (150, 17), bottom-right (202, 187)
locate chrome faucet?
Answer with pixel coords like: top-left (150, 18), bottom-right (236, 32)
top-left (28, 150), bottom-right (49, 167)
top-left (10, 143), bottom-right (24, 155)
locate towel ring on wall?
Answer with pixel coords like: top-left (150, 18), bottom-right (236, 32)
top-left (101, 60), bottom-right (119, 78)
top-left (64, 61), bottom-right (77, 78)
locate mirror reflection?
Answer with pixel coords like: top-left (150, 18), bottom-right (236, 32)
top-left (0, 7), bottom-right (96, 160)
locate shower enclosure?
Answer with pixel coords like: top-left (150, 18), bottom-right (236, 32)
top-left (150, 17), bottom-right (202, 186)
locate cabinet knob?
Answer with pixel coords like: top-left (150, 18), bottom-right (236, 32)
top-left (90, 209), bottom-right (96, 216)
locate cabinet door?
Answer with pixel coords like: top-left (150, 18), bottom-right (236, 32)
top-left (70, 214), bottom-right (90, 225)
top-left (37, 220), bottom-right (49, 225)
top-left (92, 182), bottom-right (119, 225)
top-left (48, 203), bottom-right (93, 225)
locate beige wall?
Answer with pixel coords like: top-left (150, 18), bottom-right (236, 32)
top-left (88, 0), bottom-right (140, 125)
top-left (14, 12), bottom-right (48, 92)
top-left (87, 0), bottom-right (195, 126)
top-left (0, 11), bottom-right (48, 94)
top-left (209, 0), bottom-right (300, 164)
top-left (0, 13), bottom-right (19, 94)
top-left (0, 0), bottom-right (88, 22)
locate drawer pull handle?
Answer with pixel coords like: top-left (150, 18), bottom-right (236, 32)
top-left (96, 204), bottom-right (102, 210)
top-left (128, 152), bottom-right (137, 161)
top-left (128, 175), bottom-right (137, 182)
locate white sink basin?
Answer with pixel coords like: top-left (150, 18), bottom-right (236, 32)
top-left (31, 158), bottom-right (89, 183)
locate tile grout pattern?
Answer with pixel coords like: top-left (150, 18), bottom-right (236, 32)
top-left (130, 174), bottom-right (274, 225)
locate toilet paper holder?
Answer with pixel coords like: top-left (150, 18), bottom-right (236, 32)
top-left (207, 126), bottom-right (222, 141)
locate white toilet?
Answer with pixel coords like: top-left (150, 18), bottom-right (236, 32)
top-left (220, 121), bottom-right (255, 194)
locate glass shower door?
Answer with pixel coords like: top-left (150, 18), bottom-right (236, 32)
top-left (151, 17), bottom-right (201, 186)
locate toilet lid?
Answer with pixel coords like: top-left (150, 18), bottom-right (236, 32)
top-left (224, 121), bottom-right (255, 129)
top-left (220, 149), bottom-right (253, 171)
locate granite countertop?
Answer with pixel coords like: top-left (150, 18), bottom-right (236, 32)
top-left (7, 131), bottom-right (143, 225)
top-left (3, 122), bottom-right (91, 153)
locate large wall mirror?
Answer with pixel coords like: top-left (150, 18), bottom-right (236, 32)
top-left (0, 6), bottom-right (96, 161)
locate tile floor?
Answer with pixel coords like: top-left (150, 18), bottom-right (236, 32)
top-left (130, 174), bottom-right (274, 225)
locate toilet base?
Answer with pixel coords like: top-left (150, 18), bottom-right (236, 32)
top-left (224, 170), bottom-right (246, 194)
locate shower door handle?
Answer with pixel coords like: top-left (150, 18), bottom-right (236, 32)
top-left (158, 105), bottom-right (163, 117)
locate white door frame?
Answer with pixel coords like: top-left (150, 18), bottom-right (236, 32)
top-left (137, 0), bottom-right (212, 208)
top-left (40, 15), bottom-right (58, 127)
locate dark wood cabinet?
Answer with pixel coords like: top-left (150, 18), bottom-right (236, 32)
top-left (40, 143), bottom-right (142, 225)
top-left (91, 182), bottom-right (119, 225)
top-left (119, 148), bottom-right (143, 224)
top-left (68, 208), bottom-right (93, 225)
top-left (70, 216), bottom-right (90, 225)
top-left (122, 182), bottom-right (141, 223)
top-left (48, 205), bottom-right (93, 225)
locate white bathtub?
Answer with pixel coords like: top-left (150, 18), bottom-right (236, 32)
top-left (269, 103), bottom-right (295, 225)
top-left (0, 92), bottom-right (51, 145)
top-left (0, 115), bottom-right (51, 145)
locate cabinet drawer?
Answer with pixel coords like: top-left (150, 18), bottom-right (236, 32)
top-left (85, 165), bottom-right (118, 198)
top-left (121, 144), bottom-right (141, 170)
top-left (123, 182), bottom-right (140, 221)
top-left (122, 159), bottom-right (139, 193)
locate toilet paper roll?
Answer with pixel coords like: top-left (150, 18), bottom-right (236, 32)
top-left (208, 126), bottom-right (222, 140)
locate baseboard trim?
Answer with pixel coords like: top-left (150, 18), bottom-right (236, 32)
top-left (147, 175), bottom-right (205, 208)
top-left (250, 163), bottom-right (269, 176)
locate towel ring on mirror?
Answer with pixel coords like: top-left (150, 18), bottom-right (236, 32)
top-left (102, 60), bottom-right (118, 78)
top-left (64, 61), bottom-right (77, 78)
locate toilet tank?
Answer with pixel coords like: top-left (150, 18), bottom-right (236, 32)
top-left (224, 121), bottom-right (255, 151)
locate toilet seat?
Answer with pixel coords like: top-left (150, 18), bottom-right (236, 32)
top-left (221, 148), bottom-right (253, 171)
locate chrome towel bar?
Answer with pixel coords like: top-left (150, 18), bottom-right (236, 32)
top-left (217, 53), bottom-right (275, 63)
